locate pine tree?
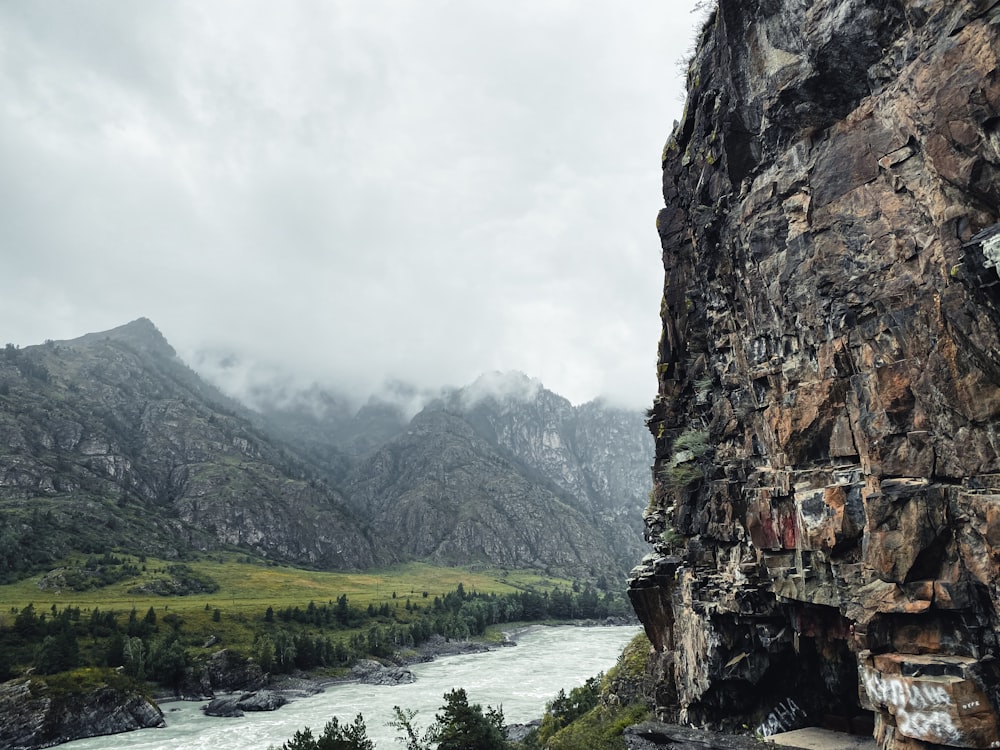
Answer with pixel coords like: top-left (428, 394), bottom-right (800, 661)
top-left (276, 714), bottom-right (374, 750)
top-left (432, 689), bottom-right (508, 750)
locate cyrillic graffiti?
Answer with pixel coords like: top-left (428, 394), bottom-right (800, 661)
top-left (861, 669), bottom-right (972, 746)
top-left (756, 697), bottom-right (806, 737)
top-left (862, 671), bottom-right (951, 711)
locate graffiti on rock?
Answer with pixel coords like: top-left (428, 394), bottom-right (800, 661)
top-left (756, 697), bottom-right (807, 737)
top-left (861, 668), bottom-right (965, 746)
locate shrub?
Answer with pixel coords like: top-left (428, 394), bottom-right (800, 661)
top-left (543, 703), bottom-right (650, 750)
top-left (660, 427), bottom-right (712, 490)
top-left (518, 634), bottom-right (653, 750)
top-left (672, 428), bottom-right (710, 456)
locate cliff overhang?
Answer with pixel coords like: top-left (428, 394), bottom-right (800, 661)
top-left (631, 1), bottom-right (1000, 748)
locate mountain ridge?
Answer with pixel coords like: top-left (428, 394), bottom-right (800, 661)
top-left (0, 319), bottom-right (651, 582)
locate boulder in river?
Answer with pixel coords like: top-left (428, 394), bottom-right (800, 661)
top-left (202, 689), bottom-right (289, 717)
top-left (350, 659), bottom-right (416, 685)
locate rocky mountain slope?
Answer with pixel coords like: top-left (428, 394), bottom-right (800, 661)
top-left (0, 320), bottom-right (650, 581)
top-left (253, 382), bottom-right (415, 469)
top-left (443, 373), bottom-right (650, 521)
top-left (629, 1), bottom-right (1000, 748)
top-left (0, 318), bottom-right (376, 576)
top-left (341, 374), bottom-right (651, 575)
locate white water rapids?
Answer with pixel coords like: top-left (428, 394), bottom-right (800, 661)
top-left (59, 625), bottom-right (640, 749)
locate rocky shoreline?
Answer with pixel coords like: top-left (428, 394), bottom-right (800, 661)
top-left (185, 630), bottom-right (518, 713)
top-left (0, 673), bottom-right (165, 750)
top-left (173, 622), bottom-right (626, 726)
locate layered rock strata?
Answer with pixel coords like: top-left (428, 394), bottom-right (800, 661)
top-left (629, 1), bottom-right (1000, 749)
top-left (0, 676), bottom-right (164, 749)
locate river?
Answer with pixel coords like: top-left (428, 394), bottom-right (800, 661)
top-left (59, 625), bottom-right (640, 749)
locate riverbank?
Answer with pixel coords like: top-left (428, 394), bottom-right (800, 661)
top-left (153, 618), bottom-right (633, 710)
top-left (56, 624), bottom-right (641, 750)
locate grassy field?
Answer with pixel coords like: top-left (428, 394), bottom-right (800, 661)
top-left (0, 554), bottom-right (574, 629)
top-left (0, 553), bottom-right (627, 685)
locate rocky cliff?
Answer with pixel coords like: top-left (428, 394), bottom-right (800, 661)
top-left (0, 673), bottom-right (164, 749)
top-left (629, 1), bottom-right (1000, 749)
top-left (440, 373), bottom-right (651, 565)
top-left (447, 373), bottom-right (651, 522)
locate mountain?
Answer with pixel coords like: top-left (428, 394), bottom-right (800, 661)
top-left (443, 373), bottom-right (650, 521)
top-left (0, 321), bottom-right (651, 582)
top-left (629, 0), bottom-right (1000, 746)
top-left (254, 385), bottom-right (411, 472)
top-left (338, 374), bottom-right (651, 576)
top-left (0, 318), bottom-right (376, 579)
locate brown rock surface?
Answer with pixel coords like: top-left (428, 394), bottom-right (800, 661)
top-left (630, 1), bottom-right (1000, 748)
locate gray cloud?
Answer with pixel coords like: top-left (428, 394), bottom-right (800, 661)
top-left (0, 1), bottom-right (703, 408)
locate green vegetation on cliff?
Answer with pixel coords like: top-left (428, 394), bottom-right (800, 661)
top-left (518, 633), bottom-right (652, 750)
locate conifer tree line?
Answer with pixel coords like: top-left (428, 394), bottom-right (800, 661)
top-left (0, 582), bottom-right (629, 686)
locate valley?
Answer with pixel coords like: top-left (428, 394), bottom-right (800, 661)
top-left (0, 320), bottom-right (648, 746)
top-left (0, 555), bottom-right (636, 749)
top-left (0, 556), bottom-right (623, 642)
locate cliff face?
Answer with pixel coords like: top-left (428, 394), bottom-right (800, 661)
top-left (0, 675), bottom-right (164, 750)
top-left (444, 375), bottom-right (651, 526)
top-left (629, 1), bottom-right (1000, 748)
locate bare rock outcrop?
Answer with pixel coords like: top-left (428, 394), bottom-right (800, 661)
top-left (350, 659), bottom-right (416, 685)
top-left (202, 689), bottom-right (288, 717)
top-left (0, 675), bottom-right (164, 750)
top-left (177, 648), bottom-right (268, 701)
top-left (630, 1), bottom-right (1000, 749)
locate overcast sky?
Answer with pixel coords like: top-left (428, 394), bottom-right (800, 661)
top-left (1, 1), bottom-right (704, 409)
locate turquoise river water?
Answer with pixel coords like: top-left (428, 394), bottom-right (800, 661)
top-left (58, 624), bottom-right (640, 749)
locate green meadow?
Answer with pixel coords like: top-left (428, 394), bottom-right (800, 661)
top-left (0, 556), bottom-right (571, 618)
top-left (0, 555), bottom-right (589, 665)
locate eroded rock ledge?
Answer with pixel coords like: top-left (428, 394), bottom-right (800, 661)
top-left (630, 1), bottom-right (1000, 749)
top-left (0, 675), bottom-right (164, 750)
